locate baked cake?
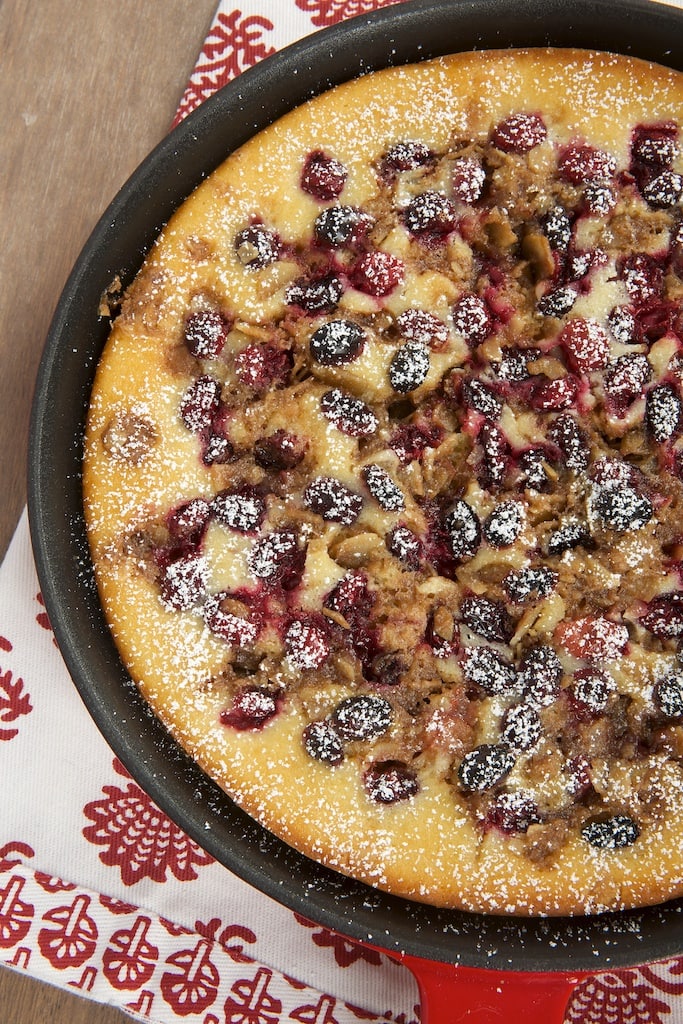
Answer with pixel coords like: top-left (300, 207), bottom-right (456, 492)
top-left (83, 48), bottom-right (683, 915)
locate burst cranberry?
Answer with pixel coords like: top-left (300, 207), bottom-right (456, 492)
top-left (402, 190), bottom-right (457, 235)
top-left (310, 319), bottom-right (365, 365)
top-left (389, 420), bottom-right (443, 464)
top-left (486, 790), bottom-right (540, 835)
top-left (453, 293), bottom-right (493, 345)
top-left (537, 286), bottom-right (577, 318)
top-left (167, 497), bottom-right (211, 545)
top-left (361, 464), bottom-right (405, 511)
top-left (248, 530), bottom-right (305, 589)
top-left (254, 430), bottom-right (306, 470)
top-left (645, 382), bottom-right (683, 442)
top-left (303, 476), bottom-right (363, 525)
top-left (548, 414), bottom-right (590, 471)
top-left (350, 250), bottom-right (404, 296)
top-left (555, 616), bottom-right (629, 661)
top-left (159, 552), bottom-right (208, 611)
top-left (478, 421), bottom-right (510, 488)
top-left (285, 272), bottom-right (344, 313)
top-left (320, 388), bottom-right (378, 436)
top-left (300, 150), bottom-right (347, 200)
top-left (235, 343), bottom-right (292, 391)
top-left (501, 703), bottom-right (542, 752)
top-left (380, 140), bottom-right (433, 177)
top-left (212, 488), bottom-right (266, 533)
top-left (529, 374), bottom-right (580, 412)
top-left (452, 156), bottom-right (486, 203)
top-left (496, 347), bottom-right (541, 382)
top-left (388, 341), bottom-right (430, 393)
top-left (568, 667), bottom-right (613, 720)
top-left (179, 375), bottom-right (222, 433)
top-left (640, 592), bottom-right (683, 638)
top-left (444, 499), bottom-right (481, 560)
top-left (631, 122), bottom-right (679, 166)
top-left (559, 318), bottom-right (610, 373)
top-left (284, 619), bottom-right (330, 670)
top-left (220, 686), bottom-right (280, 730)
top-left (364, 760), bottom-right (419, 803)
top-left (204, 593), bottom-right (259, 647)
top-left (184, 309), bottom-right (230, 359)
top-left (603, 354), bottom-right (651, 413)
top-left (558, 143), bottom-right (616, 184)
top-left (653, 670), bottom-right (683, 717)
top-left (462, 646), bottom-right (516, 696)
top-left (643, 170), bottom-right (683, 208)
top-left (608, 305), bottom-right (638, 344)
top-left (460, 596), bottom-right (513, 644)
top-left (491, 112), bottom-right (546, 152)
top-left (458, 744), bottom-right (515, 793)
top-left (324, 570), bottom-right (374, 621)
top-left (618, 252), bottom-right (664, 306)
top-left (462, 379), bottom-right (503, 419)
top-left (303, 720), bottom-right (344, 765)
top-left (396, 308), bottom-right (449, 349)
top-left (234, 223), bottom-right (281, 269)
top-left (519, 644), bottom-right (562, 707)
top-left (387, 523), bottom-right (422, 569)
top-left (332, 694), bottom-right (393, 742)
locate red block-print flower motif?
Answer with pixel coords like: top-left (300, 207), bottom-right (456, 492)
top-left (295, 0), bottom-right (404, 27)
top-left (0, 634), bottom-right (11, 652)
top-left (197, 916), bottom-right (257, 963)
top-left (82, 758), bottom-right (214, 885)
top-left (100, 894), bottom-right (137, 915)
top-left (291, 993), bottom-right (340, 1023)
top-left (103, 914), bottom-right (159, 990)
top-left (34, 872), bottom-right (76, 894)
top-left (0, 667), bottom-right (32, 741)
top-left (0, 840), bottom-right (34, 871)
top-left (174, 10), bottom-right (276, 125)
top-left (566, 970), bottom-right (670, 1023)
top-left (161, 937), bottom-right (220, 1016)
top-left (293, 914), bottom-right (382, 968)
top-left (224, 966), bottom-right (282, 1023)
top-left (38, 893), bottom-right (98, 969)
top-left (0, 874), bottom-right (34, 948)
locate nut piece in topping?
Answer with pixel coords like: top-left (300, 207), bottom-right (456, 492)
top-left (309, 319), bottom-right (365, 366)
top-left (458, 744), bottom-right (515, 792)
top-left (102, 409), bottom-right (158, 465)
top-left (364, 760), bottom-right (419, 803)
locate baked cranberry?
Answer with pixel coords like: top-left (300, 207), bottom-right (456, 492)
top-left (548, 414), bottom-right (590, 471)
top-left (458, 744), bottom-right (515, 792)
top-left (396, 308), bottom-right (449, 349)
top-left (519, 644), bottom-right (562, 707)
top-left (204, 593), bottom-right (259, 647)
top-left (593, 485), bottom-right (653, 533)
top-left (478, 421), bottom-right (510, 488)
top-left (495, 347), bottom-right (541, 382)
top-left (159, 552), bottom-right (208, 610)
top-left (167, 497), bottom-right (211, 545)
top-left (545, 517), bottom-right (592, 556)
top-left (324, 570), bottom-right (374, 621)
top-left (444, 499), bottom-right (481, 560)
top-left (501, 703), bottom-right (542, 752)
top-left (254, 430), bottom-right (305, 470)
top-left (402, 190), bottom-right (457, 235)
top-left (220, 686), bottom-right (280, 730)
top-left (184, 309), bottom-right (230, 359)
top-left (313, 205), bottom-right (363, 247)
top-left (555, 616), bottom-right (629, 662)
top-left (543, 206), bottom-right (572, 251)
top-left (361, 464), bottom-right (405, 511)
top-left (519, 448), bottom-right (552, 490)
top-left (350, 250), bottom-right (404, 296)
top-left (389, 420), bottom-right (443, 464)
top-left (201, 431), bottom-right (234, 467)
top-left (364, 760), bottom-right (419, 804)
top-left (529, 374), bottom-right (580, 412)
top-left (607, 305), bottom-right (638, 344)
top-left (603, 354), bottom-right (651, 412)
top-left (491, 112), bottom-right (546, 153)
top-left (235, 343), bottom-right (292, 392)
top-left (537, 286), bottom-right (577, 318)
top-left (566, 754), bottom-right (594, 800)
top-left (303, 476), bottom-right (363, 525)
top-left (320, 388), bottom-right (378, 436)
top-left (461, 596), bottom-right (513, 644)
top-left (462, 646), bottom-right (516, 696)
top-left (640, 592), bottom-right (683, 638)
top-left (234, 224), bottom-right (281, 268)
top-left (582, 182), bottom-right (616, 215)
top-left (452, 156), bottom-right (486, 203)
top-left (589, 456), bottom-right (633, 488)
top-left (389, 341), bottom-right (430, 393)
top-left (387, 523), bottom-right (422, 569)
top-left (309, 319), bottom-right (365, 365)
top-left (462, 379), bottom-right (503, 419)
top-left (653, 670), bottom-right (683, 717)
top-left (248, 530), bottom-right (305, 588)
top-left (284, 619), bottom-right (330, 670)
top-left (566, 247), bottom-right (608, 283)
top-left (380, 140), bottom-right (433, 177)
top-left (568, 667), bottom-right (613, 720)
top-left (632, 123), bottom-right (679, 166)
top-left (618, 252), bottom-right (664, 306)
top-left (503, 566), bottom-right (558, 604)
top-left (645, 382), bottom-right (683, 442)
top-left (643, 170), bottom-right (683, 208)
top-left (179, 375), bottom-right (221, 433)
top-left (332, 694), bottom-right (392, 742)
top-left (300, 150), bottom-right (347, 200)
top-left (558, 143), bottom-right (616, 184)
top-left (212, 488), bottom-right (266, 533)
top-left (285, 272), bottom-right (344, 313)
top-left (559, 318), bottom-right (610, 373)
top-left (303, 720), bottom-right (344, 765)
top-left (486, 790), bottom-right (540, 834)
top-left (483, 500), bottom-right (525, 548)
top-left (581, 815), bottom-right (639, 849)
top-left (453, 293), bottom-right (493, 345)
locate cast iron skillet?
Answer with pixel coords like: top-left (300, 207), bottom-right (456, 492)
top-left (27, 0), bottom-right (683, 1019)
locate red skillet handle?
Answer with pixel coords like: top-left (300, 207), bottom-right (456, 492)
top-left (398, 953), bottom-right (584, 1023)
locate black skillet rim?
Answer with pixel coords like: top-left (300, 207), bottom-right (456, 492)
top-left (27, 0), bottom-right (683, 972)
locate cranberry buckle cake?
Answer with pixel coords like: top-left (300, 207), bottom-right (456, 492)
top-left (84, 49), bottom-right (683, 915)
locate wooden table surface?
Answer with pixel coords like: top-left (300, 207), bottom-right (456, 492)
top-left (0, 2), bottom-right (218, 1019)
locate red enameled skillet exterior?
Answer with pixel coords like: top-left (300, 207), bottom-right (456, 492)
top-left (27, 1), bottom-right (683, 1019)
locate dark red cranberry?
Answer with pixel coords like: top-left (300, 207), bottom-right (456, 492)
top-left (402, 190), bottom-right (457, 235)
top-left (332, 694), bottom-right (392, 742)
top-left (618, 252), bottom-right (664, 306)
top-left (543, 206), bottom-right (572, 251)
top-left (486, 790), bottom-right (540, 835)
top-left (645, 382), bottom-right (683, 442)
top-left (303, 476), bottom-right (363, 525)
top-left (537, 286), bottom-right (577, 318)
top-left (220, 686), bottom-right (280, 730)
top-left (643, 170), bottom-right (683, 208)
top-left (285, 272), bottom-right (344, 313)
top-left (212, 488), bottom-right (266, 533)
top-left (558, 143), bottom-right (616, 184)
top-left (248, 530), bottom-right (305, 588)
top-left (396, 308), bottom-right (449, 349)
top-left (556, 616), bottom-right (629, 662)
top-left (607, 305), bottom-right (638, 344)
top-left (444, 499), bottom-right (481, 560)
top-left (503, 566), bottom-right (558, 604)
top-left (389, 420), bottom-right (443, 464)
top-left (453, 293), bottom-right (493, 345)
top-left (361, 464), bottom-right (405, 511)
top-left (519, 644), bottom-right (562, 707)
top-left (501, 703), bottom-right (542, 752)
top-left (462, 646), bottom-right (516, 696)
top-left (566, 247), bottom-right (608, 283)
top-left (593, 485), bottom-right (653, 532)
top-left (581, 815), bottom-right (639, 849)
top-left (184, 309), bottom-right (230, 359)
top-left (568, 667), bottom-right (613, 720)
top-left (324, 570), bottom-right (374, 621)
top-left (303, 720), bottom-right (344, 765)
top-left (653, 671), bottom-right (683, 717)
top-left (529, 374), bottom-right (580, 412)
top-left (452, 156), bottom-right (486, 203)
top-left (201, 431), bottom-right (235, 467)
top-left (460, 596), bottom-right (513, 643)
top-left (179, 375), bottom-right (222, 433)
top-left (589, 456), bottom-right (633, 487)
top-left (388, 341), bottom-right (430, 393)
top-left (159, 552), bottom-right (208, 610)
top-left (350, 250), bottom-right (404, 296)
top-left (254, 430), bottom-right (305, 471)
top-left (458, 744), bottom-right (515, 793)
top-left (603, 354), bottom-right (651, 413)
top-left (320, 388), bottom-right (378, 436)
top-left (640, 593), bottom-right (683, 638)
top-left (478, 422), bottom-right (510, 488)
top-left (559, 318), bottom-right (610, 373)
top-left (284, 618), bottom-right (330, 670)
top-left (235, 342), bottom-right (292, 392)
top-left (545, 518), bottom-right (592, 556)
top-left (519, 448), bottom-right (552, 490)
top-left (387, 524), bottom-right (422, 569)
top-left (483, 501), bottom-right (525, 548)
top-left (567, 754), bottom-right (594, 800)
top-left (380, 140), bottom-right (433, 177)
top-left (313, 205), bottom-right (363, 247)
top-left (548, 414), bottom-right (590, 472)
top-left (462, 379), bottom-right (503, 419)
top-left (300, 150), bottom-right (347, 200)
top-left (309, 319), bottom-right (365, 366)
top-left (204, 593), bottom-right (259, 647)
top-left (234, 224), bottom-right (281, 269)
top-left (167, 497), bottom-right (211, 545)
top-left (631, 123), bottom-right (678, 166)
top-left (491, 112), bottom-right (546, 153)
top-left (364, 760), bottom-right (419, 804)
top-left (582, 182), bottom-right (616, 215)
top-left (496, 347), bottom-right (541, 383)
